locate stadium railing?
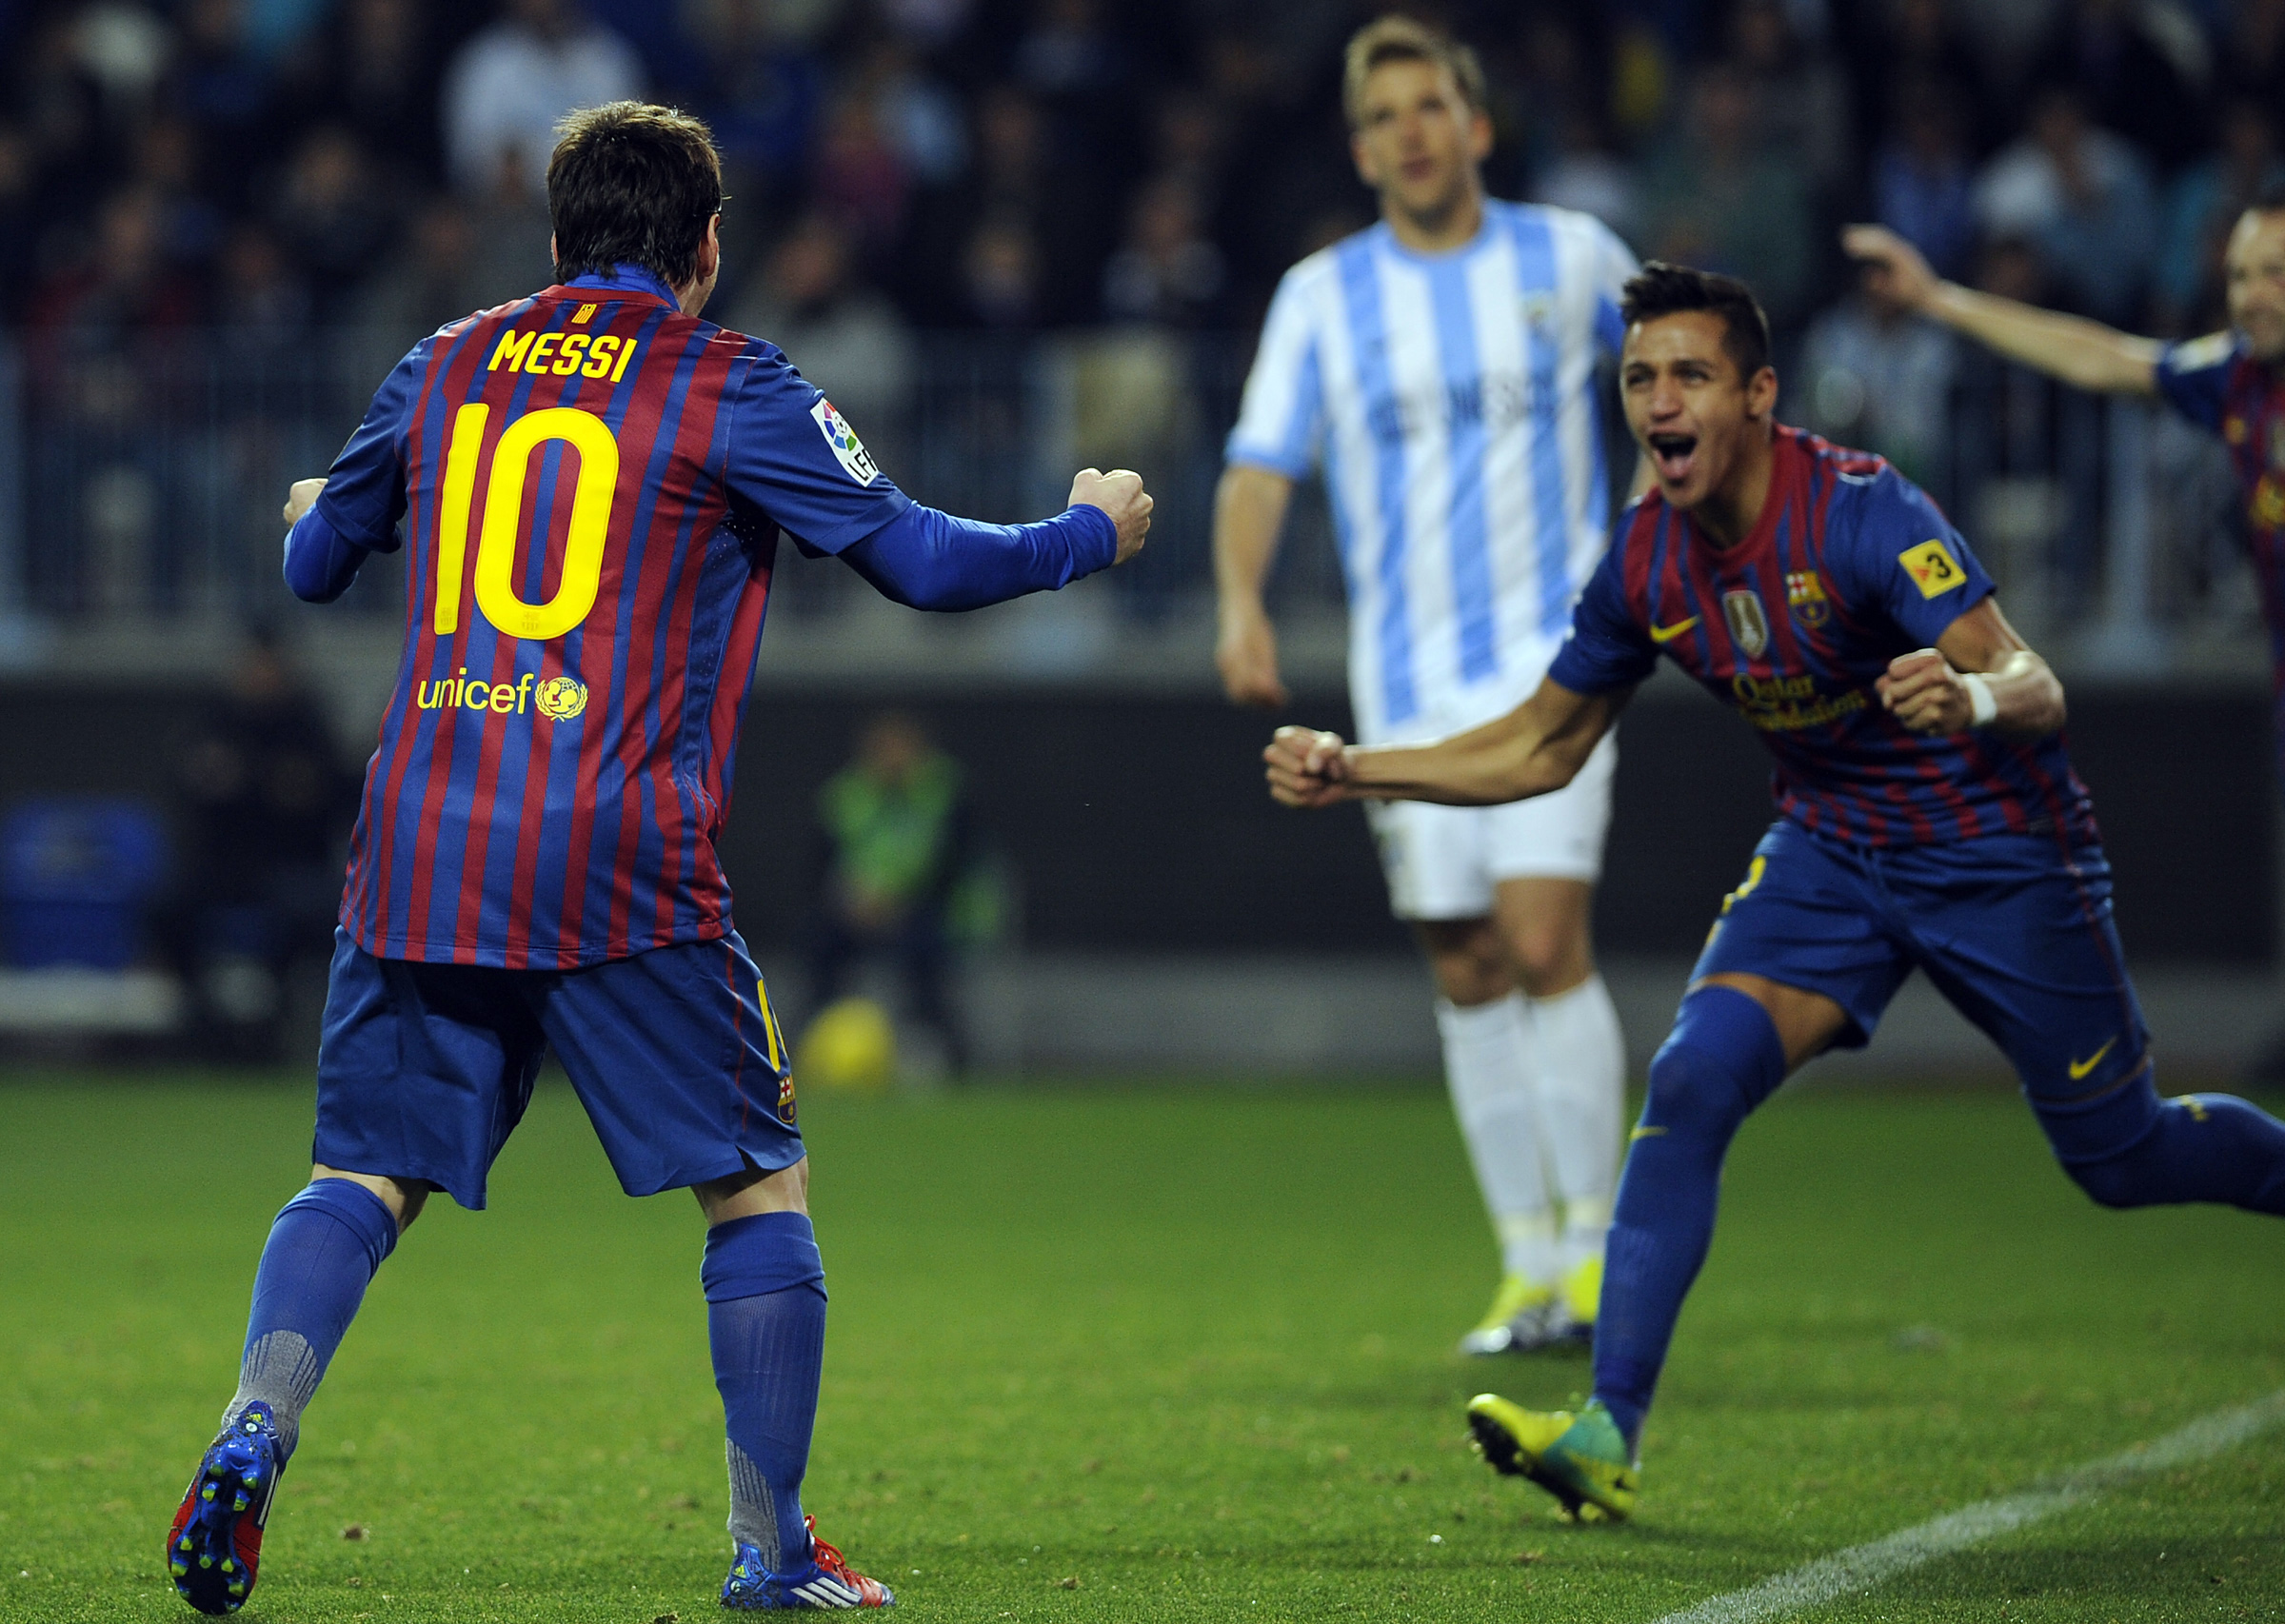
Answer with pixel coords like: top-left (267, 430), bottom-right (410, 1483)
top-left (0, 327), bottom-right (2263, 683)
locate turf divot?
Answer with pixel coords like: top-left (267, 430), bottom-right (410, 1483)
top-left (1651, 1387), bottom-right (2285, 1624)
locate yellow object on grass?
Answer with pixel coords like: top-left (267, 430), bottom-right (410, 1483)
top-left (797, 997), bottom-right (898, 1094)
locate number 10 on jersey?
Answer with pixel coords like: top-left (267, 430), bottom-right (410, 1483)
top-left (431, 404), bottom-right (620, 642)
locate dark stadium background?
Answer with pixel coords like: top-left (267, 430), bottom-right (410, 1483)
top-left (0, 0), bottom-right (2279, 1074)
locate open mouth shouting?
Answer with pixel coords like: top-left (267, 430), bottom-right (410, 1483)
top-left (1646, 431), bottom-right (1699, 485)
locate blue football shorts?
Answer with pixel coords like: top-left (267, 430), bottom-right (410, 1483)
top-left (311, 928), bottom-right (802, 1210)
top-left (1694, 819), bottom-right (2151, 1114)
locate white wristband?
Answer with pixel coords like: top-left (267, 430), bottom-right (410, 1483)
top-left (1960, 672), bottom-right (1997, 727)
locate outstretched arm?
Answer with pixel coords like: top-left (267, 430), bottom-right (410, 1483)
top-left (838, 468), bottom-right (1149, 610)
top-left (1265, 676), bottom-right (1629, 809)
top-left (1876, 597), bottom-right (2065, 740)
top-left (1842, 225), bottom-right (2160, 396)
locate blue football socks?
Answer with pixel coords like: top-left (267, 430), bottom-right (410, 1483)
top-left (705, 1211), bottom-right (828, 1573)
top-left (2055, 1086), bottom-right (2285, 1214)
top-left (226, 1178), bottom-right (400, 1459)
top-left (1593, 986), bottom-right (1788, 1451)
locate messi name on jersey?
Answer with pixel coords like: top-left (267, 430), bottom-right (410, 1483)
top-left (310, 267), bottom-right (912, 970)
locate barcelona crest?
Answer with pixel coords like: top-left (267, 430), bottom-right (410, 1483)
top-left (1721, 588), bottom-right (1770, 658)
top-left (1784, 569), bottom-right (1830, 628)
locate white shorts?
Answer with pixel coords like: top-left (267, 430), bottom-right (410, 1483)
top-left (1363, 732), bottom-right (1617, 920)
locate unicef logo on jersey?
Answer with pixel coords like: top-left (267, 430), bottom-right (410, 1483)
top-left (532, 676), bottom-right (588, 721)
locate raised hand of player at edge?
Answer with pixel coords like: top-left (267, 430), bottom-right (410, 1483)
top-left (1068, 467), bottom-right (1153, 564)
top-left (1264, 724), bottom-right (1352, 808)
top-left (283, 478), bottom-right (328, 525)
top-left (1840, 225), bottom-right (1939, 312)
top-left (1878, 647), bottom-right (1977, 734)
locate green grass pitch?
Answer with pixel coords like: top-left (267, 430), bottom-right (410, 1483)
top-left (5, 1072), bottom-right (2284, 1623)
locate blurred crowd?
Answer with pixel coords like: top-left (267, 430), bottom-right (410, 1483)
top-left (3, 0), bottom-right (2278, 351)
top-left (2, 0), bottom-right (2279, 624)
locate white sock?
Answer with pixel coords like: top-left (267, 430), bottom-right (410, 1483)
top-left (1437, 993), bottom-right (1558, 1287)
top-left (1527, 974), bottom-right (1626, 1275)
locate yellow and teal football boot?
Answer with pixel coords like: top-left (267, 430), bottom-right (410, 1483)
top-left (1466, 1393), bottom-right (1639, 1521)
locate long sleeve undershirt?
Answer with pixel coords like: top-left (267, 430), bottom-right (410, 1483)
top-left (285, 498), bottom-right (1121, 610)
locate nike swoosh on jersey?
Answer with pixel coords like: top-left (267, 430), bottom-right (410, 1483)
top-left (1649, 617), bottom-right (1701, 644)
top-left (2067, 1037), bottom-right (2118, 1080)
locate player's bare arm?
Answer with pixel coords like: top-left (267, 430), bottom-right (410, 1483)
top-left (1069, 466), bottom-right (1153, 563)
top-left (1841, 224), bottom-right (2161, 395)
top-left (1213, 464), bottom-right (1295, 707)
top-left (1265, 678), bottom-right (1628, 809)
top-left (1876, 597), bottom-right (2065, 740)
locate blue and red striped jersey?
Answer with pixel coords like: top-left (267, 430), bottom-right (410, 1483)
top-left (2156, 333), bottom-right (2285, 708)
top-left (312, 266), bottom-right (909, 968)
top-left (1549, 426), bottom-right (2096, 846)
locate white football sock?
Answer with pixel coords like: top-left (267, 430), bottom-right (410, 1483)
top-left (1527, 974), bottom-right (1626, 1275)
top-left (1437, 993), bottom-right (1558, 1287)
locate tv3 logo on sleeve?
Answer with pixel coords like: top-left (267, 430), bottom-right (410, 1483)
top-left (1898, 538), bottom-right (1965, 600)
top-left (811, 398), bottom-right (880, 484)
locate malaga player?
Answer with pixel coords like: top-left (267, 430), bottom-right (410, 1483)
top-left (1264, 263), bottom-right (2285, 1522)
top-left (1217, 14), bottom-right (1639, 1355)
top-left (164, 102), bottom-right (1150, 1615)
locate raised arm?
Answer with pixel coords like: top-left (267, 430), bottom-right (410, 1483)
top-left (1842, 225), bottom-right (2160, 396)
top-left (1265, 675), bottom-right (1629, 809)
top-left (1213, 464), bottom-right (1296, 707)
top-left (1874, 597), bottom-right (2065, 740)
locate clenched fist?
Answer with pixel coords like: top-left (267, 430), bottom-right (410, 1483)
top-left (1069, 467), bottom-right (1153, 564)
top-left (1264, 724), bottom-right (1352, 808)
top-left (283, 478), bottom-right (328, 525)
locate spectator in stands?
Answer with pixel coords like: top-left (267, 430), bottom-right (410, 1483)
top-left (1975, 86), bottom-right (2156, 326)
top-left (0, 125), bottom-right (32, 318)
top-left (165, 0), bottom-right (276, 183)
top-left (2023, 0), bottom-right (2208, 173)
top-left (441, 0), bottom-right (644, 197)
top-left (348, 195), bottom-right (483, 396)
top-left (1101, 174), bottom-right (1224, 327)
top-left (163, 624), bottom-right (359, 1059)
top-left (460, 144), bottom-right (555, 311)
top-left (681, 0), bottom-right (826, 205)
top-left (130, 116), bottom-right (226, 278)
top-left (1528, 106), bottom-right (1639, 242)
top-left (2224, 0), bottom-right (2285, 101)
top-left (213, 221), bottom-right (309, 331)
top-left (909, 87), bottom-right (1093, 324)
top-left (805, 712), bottom-right (977, 1074)
top-left (27, 188), bottom-right (199, 347)
top-left (1801, 270), bottom-right (1957, 491)
top-left (280, 0), bottom-right (446, 189)
top-left (2156, 98), bottom-right (2285, 334)
top-left (1858, 0), bottom-right (1993, 155)
top-left (813, 89), bottom-right (911, 262)
top-left (1728, 0), bottom-right (1853, 192)
top-left (271, 126), bottom-right (399, 321)
top-left (959, 214), bottom-right (1042, 327)
top-left (1639, 65), bottom-right (1814, 329)
top-left (729, 212), bottom-right (916, 473)
top-left (1873, 76), bottom-right (1977, 283)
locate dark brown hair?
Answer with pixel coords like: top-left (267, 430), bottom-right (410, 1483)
top-left (1619, 261), bottom-right (1772, 381)
top-left (1341, 15), bottom-right (1487, 129)
top-left (548, 102), bottom-right (723, 288)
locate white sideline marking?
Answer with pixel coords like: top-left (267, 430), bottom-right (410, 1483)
top-left (1652, 1389), bottom-right (2285, 1624)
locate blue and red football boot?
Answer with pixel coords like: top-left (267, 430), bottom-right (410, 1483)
top-left (166, 1403), bottom-right (282, 1614)
top-left (721, 1515), bottom-right (895, 1609)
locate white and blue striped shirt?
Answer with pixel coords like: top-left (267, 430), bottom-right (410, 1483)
top-left (1228, 201), bottom-right (1638, 745)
